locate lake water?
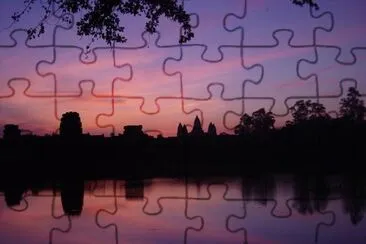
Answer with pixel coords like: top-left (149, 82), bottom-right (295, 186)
top-left (0, 175), bottom-right (365, 244)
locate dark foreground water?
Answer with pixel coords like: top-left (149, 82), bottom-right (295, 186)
top-left (0, 175), bottom-right (365, 244)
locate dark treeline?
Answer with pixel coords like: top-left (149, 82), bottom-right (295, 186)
top-left (1, 174), bottom-right (365, 227)
top-left (0, 87), bottom-right (365, 178)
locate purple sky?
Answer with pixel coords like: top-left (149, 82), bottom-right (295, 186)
top-left (0, 0), bottom-right (365, 136)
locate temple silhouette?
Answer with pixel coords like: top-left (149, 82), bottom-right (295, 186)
top-left (0, 87), bottom-right (365, 178)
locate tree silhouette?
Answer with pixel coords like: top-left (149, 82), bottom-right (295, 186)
top-left (234, 113), bottom-right (253, 135)
top-left (292, 0), bottom-right (319, 10)
top-left (340, 87), bottom-right (366, 122)
top-left (309, 102), bottom-right (330, 121)
top-left (59, 112), bottom-right (83, 138)
top-left (289, 100), bottom-right (311, 124)
top-left (251, 108), bottom-right (275, 133)
top-left (12, 0), bottom-right (319, 48)
top-left (207, 122), bottom-right (217, 136)
top-left (288, 100), bottom-right (330, 125)
top-left (235, 108), bottom-right (274, 135)
top-left (12, 0), bottom-right (193, 47)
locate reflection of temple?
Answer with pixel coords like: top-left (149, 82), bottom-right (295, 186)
top-left (60, 180), bottom-right (84, 216)
top-left (125, 179), bottom-right (145, 200)
top-left (3, 181), bottom-right (26, 207)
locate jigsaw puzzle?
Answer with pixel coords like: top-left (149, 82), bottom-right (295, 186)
top-left (1, 0), bottom-right (366, 243)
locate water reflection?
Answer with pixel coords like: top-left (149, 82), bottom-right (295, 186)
top-left (60, 180), bottom-right (84, 216)
top-left (0, 175), bottom-right (365, 243)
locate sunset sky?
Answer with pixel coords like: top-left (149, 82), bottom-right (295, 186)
top-left (0, 0), bottom-right (365, 137)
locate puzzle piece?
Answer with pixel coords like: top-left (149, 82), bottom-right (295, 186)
top-left (182, 83), bottom-right (243, 134)
top-left (0, 187), bottom-right (68, 244)
top-left (174, 0), bottom-right (244, 61)
top-left (142, 178), bottom-right (190, 214)
top-left (51, 180), bottom-right (116, 244)
top-left (165, 45), bottom-right (262, 99)
top-left (141, 178), bottom-right (210, 215)
top-left (0, 0), bottom-right (22, 45)
top-left (27, 11), bottom-right (73, 48)
top-left (312, 0), bottom-right (366, 62)
top-left (96, 179), bottom-right (202, 244)
top-left (55, 81), bottom-right (113, 135)
top-left (225, 175), bottom-right (291, 217)
top-left (228, 199), bottom-right (334, 244)
top-left (298, 47), bottom-right (366, 108)
top-left (265, 175), bottom-right (295, 218)
top-left (286, 81), bottom-right (363, 118)
top-left (0, 30), bottom-right (55, 96)
top-left (227, 175), bottom-right (335, 244)
top-left (0, 1), bottom-right (71, 46)
top-left (186, 183), bottom-right (247, 243)
top-left (98, 97), bottom-right (200, 137)
top-left (50, 0), bottom-right (118, 49)
top-left (112, 32), bottom-right (183, 113)
top-left (225, 0), bottom-right (332, 46)
top-left (242, 31), bottom-right (318, 116)
top-left (153, 13), bottom-right (192, 48)
top-left (317, 199), bottom-right (366, 244)
top-left (315, 176), bottom-right (366, 244)
top-left (0, 79), bottom-right (58, 136)
top-left (112, 15), bottom-right (181, 49)
top-left (37, 45), bottom-right (132, 96)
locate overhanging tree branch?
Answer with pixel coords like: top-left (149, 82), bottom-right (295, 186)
top-left (11, 0), bottom-right (319, 47)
